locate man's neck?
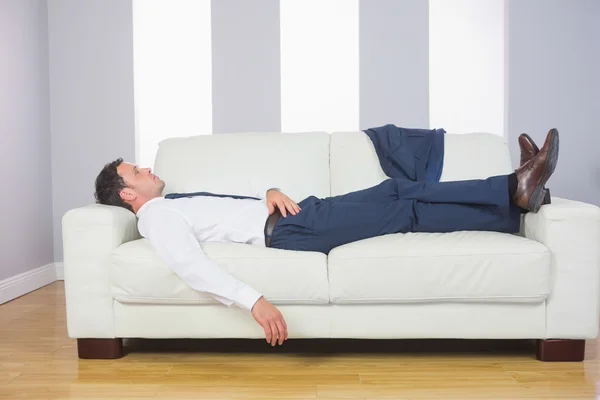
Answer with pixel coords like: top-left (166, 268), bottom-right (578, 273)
top-left (133, 194), bottom-right (163, 215)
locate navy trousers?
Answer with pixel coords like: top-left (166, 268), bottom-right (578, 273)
top-left (269, 175), bottom-right (521, 254)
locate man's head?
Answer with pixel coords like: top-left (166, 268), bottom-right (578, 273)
top-left (94, 158), bottom-right (165, 214)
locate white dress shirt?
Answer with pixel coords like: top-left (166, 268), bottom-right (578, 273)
top-left (136, 188), bottom-right (275, 311)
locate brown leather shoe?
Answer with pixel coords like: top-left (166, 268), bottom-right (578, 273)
top-left (513, 129), bottom-right (559, 213)
top-left (518, 133), bottom-right (552, 205)
top-left (519, 133), bottom-right (539, 165)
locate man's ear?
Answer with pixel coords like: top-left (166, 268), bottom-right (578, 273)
top-left (119, 187), bottom-right (136, 202)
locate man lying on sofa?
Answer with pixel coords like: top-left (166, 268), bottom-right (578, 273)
top-left (93, 129), bottom-right (559, 348)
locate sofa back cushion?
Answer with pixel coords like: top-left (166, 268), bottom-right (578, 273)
top-left (153, 131), bottom-right (331, 200)
top-left (330, 131), bottom-right (514, 195)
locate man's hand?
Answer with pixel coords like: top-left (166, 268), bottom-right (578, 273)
top-left (266, 189), bottom-right (301, 218)
top-left (251, 296), bottom-right (288, 346)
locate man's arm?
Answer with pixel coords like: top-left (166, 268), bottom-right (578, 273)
top-left (140, 207), bottom-right (261, 309)
top-left (140, 207), bottom-right (288, 345)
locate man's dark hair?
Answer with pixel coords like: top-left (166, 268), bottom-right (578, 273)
top-left (94, 158), bottom-right (134, 213)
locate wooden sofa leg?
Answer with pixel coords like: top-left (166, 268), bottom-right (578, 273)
top-left (77, 338), bottom-right (123, 359)
top-left (536, 339), bottom-right (585, 361)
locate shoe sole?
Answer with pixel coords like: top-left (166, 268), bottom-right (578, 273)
top-left (528, 129), bottom-right (559, 213)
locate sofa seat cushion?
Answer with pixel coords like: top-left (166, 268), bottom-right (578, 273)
top-left (328, 231), bottom-right (550, 304)
top-left (110, 239), bottom-right (329, 305)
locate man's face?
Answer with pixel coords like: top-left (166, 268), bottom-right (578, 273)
top-left (117, 162), bottom-right (165, 205)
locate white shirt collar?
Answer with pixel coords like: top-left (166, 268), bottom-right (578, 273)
top-left (136, 196), bottom-right (165, 217)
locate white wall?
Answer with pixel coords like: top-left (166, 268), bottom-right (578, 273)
top-left (0, 0), bottom-right (54, 281)
top-left (280, 0), bottom-right (359, 133)
top-left (429, 0), bottom-right (506, 136)
top-left (48, 0), bottom-right (136, 260)
top-left (133, 0), bottom-right (213, 169)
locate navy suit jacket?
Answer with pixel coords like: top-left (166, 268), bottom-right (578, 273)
top-left (363, 124), bottom-right (446, 182)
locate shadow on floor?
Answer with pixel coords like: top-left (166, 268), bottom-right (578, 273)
top-left (122, 338), bottom-right (536, 357)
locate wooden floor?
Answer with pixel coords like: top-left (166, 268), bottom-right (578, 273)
top-left (1, 283), bottom-right (599, 399)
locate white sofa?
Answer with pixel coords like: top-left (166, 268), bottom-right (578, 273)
top-left (62, 131), bottom-right (600, 361)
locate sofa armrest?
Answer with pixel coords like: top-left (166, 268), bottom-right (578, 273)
top-left (62, 204), bottom-right (140, 338)
top-left (523, 197), bottom-right (600, 339)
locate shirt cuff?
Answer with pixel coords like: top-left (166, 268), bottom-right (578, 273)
top-left (233, 284), bottom-right (264, 311)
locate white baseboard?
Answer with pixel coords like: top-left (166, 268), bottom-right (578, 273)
top-left (55, 262), bottom-right (64, 280)
top-left (0, 263), bottom-right (58, 305)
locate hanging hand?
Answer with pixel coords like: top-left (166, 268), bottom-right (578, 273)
top-left (251, 296), bottom-right (288, 346)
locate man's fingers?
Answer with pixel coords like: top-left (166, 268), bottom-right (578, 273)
top-left (269, 322), bottom-right (279, 346)
top-left (286, 198), bottom-right (300, 213)
top-left (284, 200), bottom-right (297, 215)
top-left (276, 320), bottom-right (287, 345)
top-left (267, 202), bottom-right (274, 215)
top-left (277, 200), bottom-right (287, 217)
top-left (288, 200), bottom-right (299, 215)
top-left (281, 318), bottom-right (289, 341)
top-left (263, 324), bottom-right (272, 344)
top-left (283, 200), bottom-right (292, 215)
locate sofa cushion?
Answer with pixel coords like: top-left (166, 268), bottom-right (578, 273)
top-left (153, 131), bottom-right (331, 203)
top-left (110, 239), bottom-right (329, 306)
top-left (328, 231), bottom-right (550, 304)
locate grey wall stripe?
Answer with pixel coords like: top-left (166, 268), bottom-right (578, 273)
top-left (359, 0), bottom-right (429, 130)
top-left (48, 0), bottom-right (136, 261)
top-left (211, 0), bottom-right (281, 134)
top-left (507, 0), bottom-right (600, 206)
